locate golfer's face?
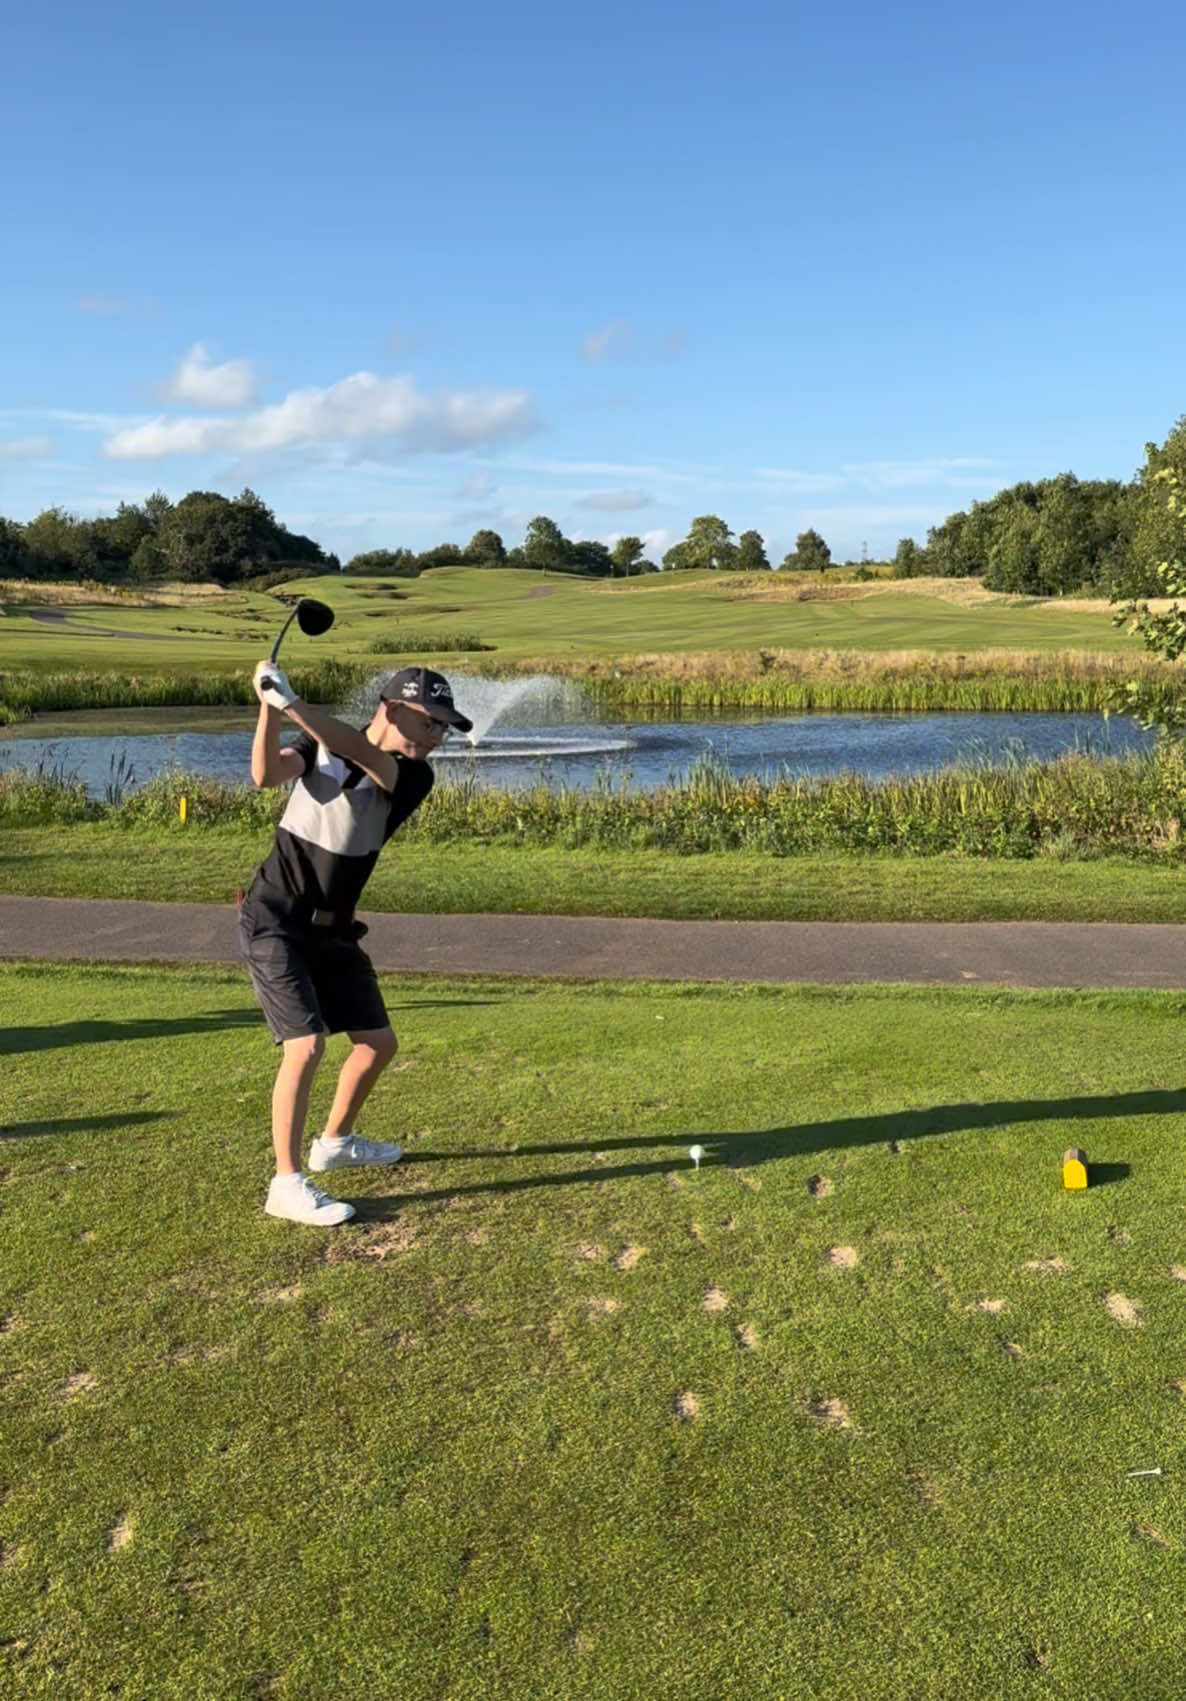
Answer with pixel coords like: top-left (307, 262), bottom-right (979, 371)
top-left (387, 699), bottom-right (451, 759)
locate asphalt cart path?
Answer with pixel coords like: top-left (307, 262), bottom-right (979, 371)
top-left (1, 895), bottom-right (1184, 989)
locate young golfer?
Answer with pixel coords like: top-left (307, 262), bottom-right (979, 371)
top-left (240, 660), bottom-right (472, 1225)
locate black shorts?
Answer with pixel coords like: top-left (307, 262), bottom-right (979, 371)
top-left (238, 896), bottom-right (389, 1043)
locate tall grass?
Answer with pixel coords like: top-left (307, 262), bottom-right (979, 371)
top-left (8, 745), bottom-right (1186, 859)
top-left (551, 649), bottom-right (1184, 714)
top-left (365, 631), bottom-right (492, 654)
top-left (0, 659), bottom-right (376, 723)
top-left (5, 649), bottom-right (1178, 723)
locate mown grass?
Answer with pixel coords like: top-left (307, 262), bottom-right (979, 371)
top-left (4, 962), bottom-right (1186, 1698)
top-left (0, 567), bottom-right (1150, 686)
top-left (6, 827), bottom-right (1186, 923)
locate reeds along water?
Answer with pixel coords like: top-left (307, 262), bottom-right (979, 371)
top-left (0, 660), bottom-right (376, 722)
top-left (568, 650), bottom-right (1181, 714)
top-left (1, 650), bottom-right (1175, 723)
top-left (8, 744), bottom-right (1186, 859)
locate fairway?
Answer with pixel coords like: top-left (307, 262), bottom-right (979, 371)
top-left (5, 962), bottom-right (1186, 1698)
top-left (0, 569), bottom-right (1143, 677)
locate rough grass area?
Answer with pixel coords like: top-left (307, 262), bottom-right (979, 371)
top-left (8, 826), bottom-right (1186, 921)
top-left (4, 963), bottom-right (1186, 1698)
top-left (7, 741), bottom-right (1186, 859)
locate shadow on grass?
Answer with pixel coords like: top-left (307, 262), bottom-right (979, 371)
top-left (351, 1088), bottom-right (1179, 1211)
top-left (0, 1009), bottom-right (261, 1055)
top-left (0, 1110), bottom-right (169, 1140)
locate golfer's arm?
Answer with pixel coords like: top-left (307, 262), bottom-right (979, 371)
top-left (251, 703), bottom-right (304, 788)
top-left (283, 701), bottom-right (398, 791)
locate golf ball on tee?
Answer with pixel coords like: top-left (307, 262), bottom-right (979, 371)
top-left (688, 1144), bottom-right (705, 1169)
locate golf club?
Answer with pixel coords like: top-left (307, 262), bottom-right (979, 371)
top-left (268, 596), bottom-right (335, 663)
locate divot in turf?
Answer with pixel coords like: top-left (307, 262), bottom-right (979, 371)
top-left (105, 1516), bottom-right (132, 1553)
top-left (1105, 1292), bottom-right (1143, 1328)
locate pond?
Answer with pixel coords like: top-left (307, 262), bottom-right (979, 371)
top-left (0, 675), bottom-right (1155, 796)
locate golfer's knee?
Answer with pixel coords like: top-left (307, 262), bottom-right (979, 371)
top-left (355, 1029), bottom-right (398, 1069)
top-left (282, 1032), bottom-right (325, 1071)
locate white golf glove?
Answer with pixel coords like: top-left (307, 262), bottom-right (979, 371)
top-left (254, 659), bottom-right (297, 710)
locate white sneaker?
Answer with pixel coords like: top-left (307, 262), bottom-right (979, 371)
top-left (308, 1133), bottom-right (404, 1171)
top-left (264, 1172), bottom-right (356, 1226)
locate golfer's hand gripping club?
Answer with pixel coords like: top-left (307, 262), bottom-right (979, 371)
top-left (254, 658), bottom-right (297, 711)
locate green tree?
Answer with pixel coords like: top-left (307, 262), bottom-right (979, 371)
top-left (680, 514), bottom-right (736, 571)
top-left (465, 529), bottom-right (507, 566)
top-left (415, 542), bottom-right (466, 570)
top-left (735, 529), bottom-right (770, 572)
top-left (21, 507), bottom-right (97, 579)
top-left (891, 537), bottom-right (925, 579)
top-left (521, 516), bottom-right (568, 573)
top-left (1130, 418), bottom-right (1186, 592)
top-left (610, 535), bottom-right (644, 577)
top-left (153, 489), bottom-right (325, 584)
top-left (0, 516), bottom-right (27, 575)
top-left (661, 541), bottom-right (692, 571)
top-left (89, 501), bottom-right (153, 578)
top-left (127, 535), bottom-right (167, 582)
top-left (784, 528), bottom-right (831, 574)
top-left (1111, 465), bottom-right (1186, 732)
top-left (568, 538), bottom-right (613, 577)
top-left (344, 548), bottom-right (420, 576)
top-left (143, 489), bottom-right (173, 532)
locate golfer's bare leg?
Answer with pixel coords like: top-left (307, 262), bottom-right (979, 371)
top-left (323, 1027), bottom-right (399, 1136)
top-left (272, 1033), bottom-right (325, 1174)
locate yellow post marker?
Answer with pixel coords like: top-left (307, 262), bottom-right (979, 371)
top-left (1062, 1147), bottom-right (1089, 1190)
top-left (179, 794), bottom-right (187, 824)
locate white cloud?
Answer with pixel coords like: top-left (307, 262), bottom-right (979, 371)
top-left (581, 319), bottom-right (631, 361)
top-left (796, 503), bottom-right (951, 534)
top-left (455, 471), bottom-right (496, 499)
top-left (841, 457), bottom-right (998, 490)
top-left (599, 526), bottom-right (670, 559)
top-left (75, 294), bottom-right (132, 315)
top-left (655, 328), bottom-right (688, 358)
top-left (504, 455), bottom-right (700, 483)
top-left (0, 435), bottom-right (54, 459)
top-left (163, 343), bottom-right (258, 408)
top-left (102, 372), bottom-right (539, 460)
top-left (576, 488), bottom-right (652, 512)
top-left (754, 467), bottom-right (847, 493)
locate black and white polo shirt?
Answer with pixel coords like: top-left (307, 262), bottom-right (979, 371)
top-left (249, 731), bottom-right (434, 919)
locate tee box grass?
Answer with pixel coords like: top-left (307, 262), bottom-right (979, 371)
top-left (4, 961), bottom-right (1186, 1698)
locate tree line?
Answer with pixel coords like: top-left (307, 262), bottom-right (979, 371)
top-left (0, 489), bottom-right (333, 587)
top-left (2, 417), bottom-right (1184, 594)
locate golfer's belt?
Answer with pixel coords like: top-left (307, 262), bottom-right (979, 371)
top-left (310, 908), bottom-right (353, 928)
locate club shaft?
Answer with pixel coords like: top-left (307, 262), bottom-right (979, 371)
top-left (269, 608), bottom-right (300, 663)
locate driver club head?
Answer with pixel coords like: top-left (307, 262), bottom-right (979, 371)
top-left (294, 597), bottom-right (335, 638)
top-left (269, 596), bottom-right (336, 662)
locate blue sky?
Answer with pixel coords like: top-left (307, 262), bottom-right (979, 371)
top-left (2, 0), bottom-right (1184, 565)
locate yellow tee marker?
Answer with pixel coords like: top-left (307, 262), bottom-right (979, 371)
top-left (1062, 1147), bottom-right (1089, 1190)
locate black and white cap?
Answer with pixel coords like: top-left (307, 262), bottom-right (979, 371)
top-left (380, 666), bottom-right (473, 732)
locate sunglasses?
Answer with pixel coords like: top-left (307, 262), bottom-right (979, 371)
top-left (385, 699), bottom-right (452, 741)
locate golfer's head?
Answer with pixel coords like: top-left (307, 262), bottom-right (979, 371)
top-left (378, 666), bottom-right (472, 759)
